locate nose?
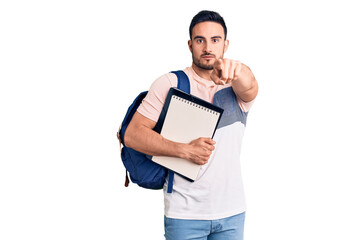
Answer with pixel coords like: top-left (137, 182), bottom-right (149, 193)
top-left (204, 41), bottom-right (213, 53)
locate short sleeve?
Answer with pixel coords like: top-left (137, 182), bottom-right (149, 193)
top-left (237, 95), bottom-right (255, 113)
top-left (137, 73), bottom-right (178, 122)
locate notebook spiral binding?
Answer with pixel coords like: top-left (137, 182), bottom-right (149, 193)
top-left (172, 95), bottom-right (218, 115)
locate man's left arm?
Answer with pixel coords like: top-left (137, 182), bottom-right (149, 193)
top-left (232, 63), bottom-right (258, 102)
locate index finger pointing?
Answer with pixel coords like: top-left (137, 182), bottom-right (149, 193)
top-left (214, 59), bottom-right (224, 71)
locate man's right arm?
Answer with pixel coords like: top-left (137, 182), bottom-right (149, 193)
top-left (124, 111), bottom-right (215, 165)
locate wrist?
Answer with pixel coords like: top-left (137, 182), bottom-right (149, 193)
top-left (175, 142), bottom-right (189, 160)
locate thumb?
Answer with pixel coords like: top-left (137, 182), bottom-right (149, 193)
top-left (214, 58), bottom-right (224, 72)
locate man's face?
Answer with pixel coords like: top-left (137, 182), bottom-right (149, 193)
top-left (188, 21), bottom-right (229, 70)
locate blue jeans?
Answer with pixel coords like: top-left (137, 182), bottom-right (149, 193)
top-left (164, 212), bottom-right (245, 240)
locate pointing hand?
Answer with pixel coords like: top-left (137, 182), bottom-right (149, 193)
top-left (210, 59), bottom-right (242, 85)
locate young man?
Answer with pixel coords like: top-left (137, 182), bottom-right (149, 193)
top-left (125, 10), bottom-right (258, 240)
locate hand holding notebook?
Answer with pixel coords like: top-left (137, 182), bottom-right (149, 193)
top-left (186, 137), bottom-right (216, 165)
top-left (152, 88), bottom-right (223, 181)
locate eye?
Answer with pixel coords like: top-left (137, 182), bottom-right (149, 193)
top-left (196, 39), bottom-right (204, 44)
top-left (213, 38), bottom-right (220, 43)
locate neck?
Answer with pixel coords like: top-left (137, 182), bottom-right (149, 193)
top-left (191, 63), bottom-right (213, 81)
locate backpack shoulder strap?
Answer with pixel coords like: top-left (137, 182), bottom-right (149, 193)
top-left (166, 70), bottom-right (191, 193)
top-left (171, 70), bottom-right (190, 94)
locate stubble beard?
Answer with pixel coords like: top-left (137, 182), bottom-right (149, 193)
top-left (192, 54), bottom-right (214, 70)
top-left (192, 51), bottom-right (224, 71)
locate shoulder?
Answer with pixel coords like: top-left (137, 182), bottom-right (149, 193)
top-left (150, 72), bottom-right (178, 90)
top-left (136, 72), bottom-right (178, 122)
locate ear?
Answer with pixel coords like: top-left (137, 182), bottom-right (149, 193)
top-left (188, 40), bottom-right (192, 53)
top-left (224, 39), bottom-right (229, 53)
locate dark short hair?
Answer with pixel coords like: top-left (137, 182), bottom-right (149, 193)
top-left (189, 10), bottom-right (227, 40)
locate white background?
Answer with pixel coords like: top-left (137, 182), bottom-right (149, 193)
top-left (1, 0), bottom-right (342, 239)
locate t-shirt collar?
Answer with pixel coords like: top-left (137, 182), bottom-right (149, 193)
top-left (188, 66), bottom-right (216, 88)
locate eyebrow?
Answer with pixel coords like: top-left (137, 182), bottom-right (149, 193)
top-left (193, 36), bottom-right (222, 40)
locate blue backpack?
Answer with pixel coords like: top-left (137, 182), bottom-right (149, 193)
top-left (117, 71), bottom-right (190, 193)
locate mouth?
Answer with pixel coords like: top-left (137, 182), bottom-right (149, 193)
top-left (201, 55), bottom-right (215, 60)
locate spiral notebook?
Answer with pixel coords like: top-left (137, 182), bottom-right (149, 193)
top-left (152, 88), bottom-right (224, 181)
